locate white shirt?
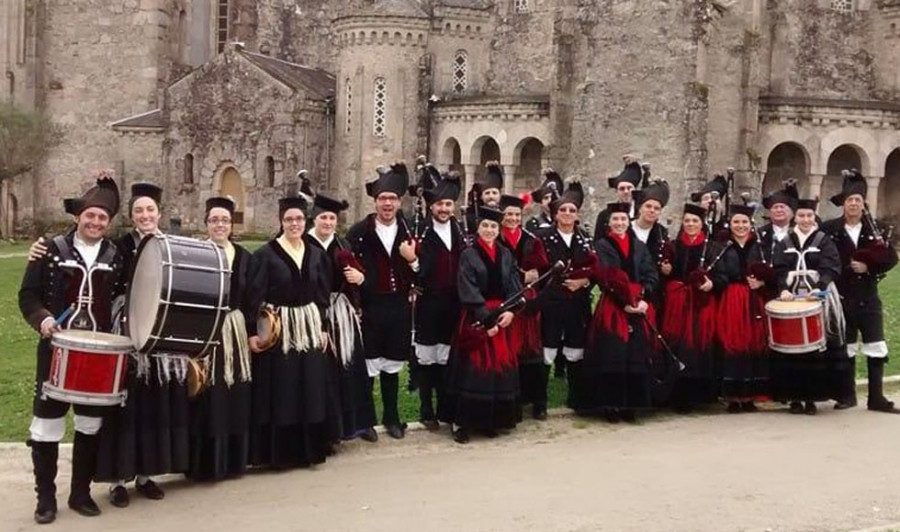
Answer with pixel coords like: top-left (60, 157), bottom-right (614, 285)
top-left (375, 219), bottom-right (398, 255)
top-left (73, 234), bottom-right (101, 269)
top-left (557, 228), bottom-right (573, 247)
top-left (432, 220), bottom-right (453, 251)
top-left (845, 222), bottom-right (862, 247)
top-left (308, 229), bottom-right (335, 251)
top-left (793, 226), bottom-right (817, 248)
top-left (632, 223), bottom-right (651, 244)
top-left (772, 224), bottom-right (789, 242)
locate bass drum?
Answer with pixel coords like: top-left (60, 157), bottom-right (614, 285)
top-left (128, 234), bottom-right (230, 357)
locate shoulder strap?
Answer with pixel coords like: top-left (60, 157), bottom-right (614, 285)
top-left (52, 234), bottom-right (73, 260)
top-left (810, 231), bottom-right (826, 249)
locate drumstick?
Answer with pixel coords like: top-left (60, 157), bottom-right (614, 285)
top-left (55, 304), bottom-right (75, 327)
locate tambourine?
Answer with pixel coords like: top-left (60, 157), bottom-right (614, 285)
top-left (256, 304), bottom-right (282, 352)
top-left (187, 357), bottom-right (207, 399)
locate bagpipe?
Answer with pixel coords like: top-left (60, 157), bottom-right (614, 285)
top-left (853, 203), bottom-right (896, 282)
top-left (472, 261), bottom-right (566, 329)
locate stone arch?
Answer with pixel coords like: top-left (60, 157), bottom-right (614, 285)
top-left (819, 144), bottom-right (865, 220)
top-left (440, 137), bottom-right (463, 174)
top-left (757, 125), bottom-right (818, 175)
top-left (468, 135), bottom-right (500, 187)
top-left (512, 137), bottom-right (544, 193)
top-left (6, 193), bottom-right (18, 236)
top-left (214, 163), bottom-right (246, 227)
top-left (880, 148), bottom-right (900, 223)
top-left (763, 142), bottom-right (809, 196)
top-left (819, 128), bottom-right (874, 175)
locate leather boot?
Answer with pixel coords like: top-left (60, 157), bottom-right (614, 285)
top-left (28, 440), bottom-right (58, 524)
top-left (380, 372), bottom-right (406, 438)
top-left (533, 365), bottom-right (551, 419)
top-left (67, 432), bottom-right (101, 517)
top-left (867, 358), bottom-right (900, 414)
top-left (417, 365), bottom-right (437, 429)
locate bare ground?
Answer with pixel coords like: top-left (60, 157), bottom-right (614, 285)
top-left (2, 400), bottom-right (900, 532)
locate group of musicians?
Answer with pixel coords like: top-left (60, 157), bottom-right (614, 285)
top-left (18, 158), bottom-right (898, 524)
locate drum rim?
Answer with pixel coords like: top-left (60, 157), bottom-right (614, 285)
top-left (51, 330), bottom-right (133, 351)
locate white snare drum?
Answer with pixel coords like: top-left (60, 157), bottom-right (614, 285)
top-left (765, 299), bottom-right (826, 354)
top-left (43, 330), bottom-right (132, 406)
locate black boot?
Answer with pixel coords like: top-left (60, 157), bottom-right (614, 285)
top-left (433, 365), bottom-right (447, 425)
top-left (566, 360), bottom-right (581, 410)
top-left (867, 358), bottom-right (900, 414)
top-left (553, 355), bottom-right (566, 379)
top-left (28, 439), bottom-right (58, 524)
top-left (380, 372), bottom-right (406, 438)
top-left (533, 365), bottom-right (551, 420)
top-left (835, 357), bottom-right (858, 409)
top-left (68, 432), bottom-right (101, 517)
top-left (418, 365), bottom-right (438, 430)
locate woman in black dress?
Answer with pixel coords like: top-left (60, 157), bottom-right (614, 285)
top-left (443, 206), bottom-right (523, 444)
top-left (187, 197), bottom-right (253, 480)
top-left (246, 195), bottom-right (337, 469)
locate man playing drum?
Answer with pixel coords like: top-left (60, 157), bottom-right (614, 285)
top-left (19, 177), bottom-right (126, 523)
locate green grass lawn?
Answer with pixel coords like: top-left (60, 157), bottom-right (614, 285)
top-left (0, 243), bottom-right (897, 442)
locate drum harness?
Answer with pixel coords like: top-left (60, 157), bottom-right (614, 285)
top-left (783, 232), bottom-right (845, 344)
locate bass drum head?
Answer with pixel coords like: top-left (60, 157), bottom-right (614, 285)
top-left (128, 235), bottom-right (164, 351)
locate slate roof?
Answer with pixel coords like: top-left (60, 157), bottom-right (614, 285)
top-left (240, 51), bottom-right (336, 101)
top-left (110, 108), bottom-right (165, 131)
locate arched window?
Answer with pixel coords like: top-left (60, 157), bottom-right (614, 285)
top-left (345, 77), bottom-right (353, 134)
top-left (176, 9), bottom-right (188, 63)
top-left (183, 153), bottom-right (194, 184)
top-left (453, 50), bottom-right (468, 93)
top-left (373, 76), bottom-right (386, 137)
top-left (216, 0), bottom-right (229, 53)
top-left (264, 156), bottom-right (275, 187)
top-left (514, 0), bottom-right (529, 13)
top-left (830, 0), bottom-right (853, 12)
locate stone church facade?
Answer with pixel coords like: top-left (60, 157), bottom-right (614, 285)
top-left (1, 0), bottom-right (899, 235)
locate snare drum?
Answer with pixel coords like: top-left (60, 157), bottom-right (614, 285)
top-left (765, 299), bottom-right (826, 354)
top-left (128, 234), bottom-right (231, 357)
top-left (43, 330), bottom-right (132, 406)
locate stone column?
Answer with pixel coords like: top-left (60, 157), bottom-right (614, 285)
top-left (503, 164), bottom-right (517, 194)
top-left (463, 164), bottom-right (479, 200)
top-left (808, 174), bottom-right (824, 206)
top-left (866, 176), bottom-right (882, 217)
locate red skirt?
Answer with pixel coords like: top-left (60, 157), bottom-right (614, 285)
top-left (506, 289), bottom-right (541, 364)
top-left (717, 283), bottom-right (768, 356)
top-left (455, 300), bottom-right (515, 373)
top-left (589, 282), bottom-right (658, 346)
top-left (661, 281), bottom-right (717, 352)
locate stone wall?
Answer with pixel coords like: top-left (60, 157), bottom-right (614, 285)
top-left (484, 0), bottom-right (554, 95)
top-left (162, 46), bottom-right (330, 234)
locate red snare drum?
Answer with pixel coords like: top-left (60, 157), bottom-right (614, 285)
top-left (764, 299), bottom-right (826, 354)
top-left (43, 330), bottom-right (132, 406)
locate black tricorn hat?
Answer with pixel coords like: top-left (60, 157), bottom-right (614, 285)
top-left (608, 161), bottom-right (642, 189)
top-left (683, 203), bottom-right (707, 220)
top-left (367, 162), bottom-right (409, 199)
top-left (829, 169), bottom-right (867, 207)
top-left (279, 195), bottom-right (309, 218)
top-left (479, 161), bottom-right (504, 191)
top-left (796, 198), bottom-right (819, 212)
top-left (130, 182), bottom-right (163, 205)
top-left (79, 177), bottom-right (120, 216)
top-left (63, 198), bottom-right (83, 216)
top-left (762, 178), bottom-right (799, 210)
top-left (728, 204), bottom-right (756, 219)
top-left (312, 193), bottom-right (350, 217)
top-left (551, 181), bottom-right (584, 214)
top-left (476, 205), bottom-right (504, 224)
top-left (531, 168), bottom-right (563, 203)
top-left (635, 179), bottom-right (670, 208)
top-left (423, 171), bottom-right (462, 205)
top-left (205, 196), bottom-right (236, 215)
top-left (606, 202), bottom-right (631, 215)
top-left (690, 174), bottom-right (727, 203)
top-left (500, 194), bottom-right (525, 211)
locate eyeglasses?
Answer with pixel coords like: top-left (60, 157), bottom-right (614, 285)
top-left (207, 217), bottom-right (232, 225)
top-left (283, 216), bottom-right (306, 225)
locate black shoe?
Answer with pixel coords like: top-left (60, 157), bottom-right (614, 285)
top-left (604, 409), bottom-right (621, 423)
top-left (385, 423), bottom-right (406, 440)
top-left (727, 402), bottom-right (742, 413)
top-left (834, 397), bottom-right (857, 410)
top-left (620, 410), bottom-right (637, 423)
top-left (109, 485), bottom-right (130, 508)
top-left (804, 402), bottom-right (818, 415)
top-left (742, 401), bottom-right (757, 412)
top-left (68, 495), bottom-right (101, 517)
top-left (34, 504), bottom-right (56, 525)
top-left (136, 479), bottom-right (165, 500)
top-left (789, 401), bottom-right (804, 414)
top-left (532, 406), bottom-right (548, 421)
top-left (359, 427), bottom-right (378, 443)
top-left (868, 398), bottom-right (900, 414)
top-left (420, 418), bottom-right (440, 432)
top-left (483, 429), bottom-right (499, 438)
top-left (452, 427), bottom-right (469, 444)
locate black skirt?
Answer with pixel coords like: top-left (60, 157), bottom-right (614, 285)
top-left (769, 344), bottom-right (854, 403)
top-left (580, 314), bottom-right (653, 413)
